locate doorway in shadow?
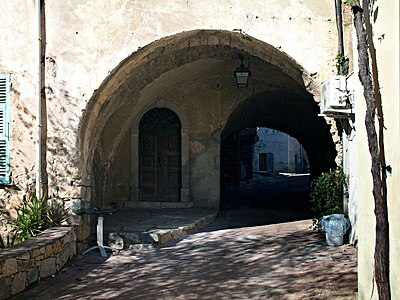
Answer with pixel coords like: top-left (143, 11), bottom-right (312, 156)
top-left (219, 127), bottom-right (313, 229)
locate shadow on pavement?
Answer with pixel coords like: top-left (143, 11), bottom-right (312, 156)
top-left (14, 220), bottom-right (357, 300)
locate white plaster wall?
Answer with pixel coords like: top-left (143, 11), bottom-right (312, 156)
top-left (354, 0), bottom-right (399, 298)
top-left (0, 2), bottom-right (38, 211)
top-left (253, 128), bottom-right (309, 173)
top-left (0, 1), bottom-right (36, 154)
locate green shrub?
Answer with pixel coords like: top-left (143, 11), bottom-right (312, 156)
top-left (2, 194), bottom-right (70, 247)
top-left (12, 194), bottom-right (50, 242)
top-left (309, 168), bottom-right (346, 218)
top-left (0, 233), bottom-right (16, 249)
top-left (336, 53), bottom-right (349, 76)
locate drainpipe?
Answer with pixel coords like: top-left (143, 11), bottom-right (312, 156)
top-left (335, 0), bottom-right (348, 214)
top-left (335, 0), bottom-right (345, 74)
top-left (36, 0), bottom-right (42, 198)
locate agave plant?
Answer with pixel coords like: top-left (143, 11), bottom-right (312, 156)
top-left (12, 194), bottom-right (50, 242)
top-left (47, 200), bottom-right (70, 226)
top-left (0, 233), bottom-right (16, 249)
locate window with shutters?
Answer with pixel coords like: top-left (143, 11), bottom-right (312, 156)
top-left (0, 74), bottom-right (10, 184)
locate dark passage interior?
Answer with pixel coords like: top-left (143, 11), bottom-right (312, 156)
top-left (219, 127), bottom-right (314, 228)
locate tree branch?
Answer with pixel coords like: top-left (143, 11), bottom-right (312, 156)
top-left (351, 2), bottom-right (391, 299)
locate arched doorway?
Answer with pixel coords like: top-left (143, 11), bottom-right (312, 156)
top-left (139, 108), bottom-right (182, 202)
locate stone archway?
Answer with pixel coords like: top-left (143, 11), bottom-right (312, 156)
top-left (78, 29), bottom-right (339, 209)
top-left (221, 89), bottom-right (337, 178)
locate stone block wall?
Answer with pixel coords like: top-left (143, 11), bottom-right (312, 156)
top-left (0, 226), bottom-right (76, 299)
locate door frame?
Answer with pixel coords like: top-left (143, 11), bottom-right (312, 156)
top-left (129, 103), bottom-right (190, 204)
top-left (138, 108), bottom-right (182, 202)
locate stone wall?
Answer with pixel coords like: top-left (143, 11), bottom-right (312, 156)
top-left (0, 226), bottom-right (76, 299)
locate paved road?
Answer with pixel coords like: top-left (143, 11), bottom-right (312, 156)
top-left (14, 219), bottom-right (357, 300)
top-left (14, 175), bottom-right (357, 299)
top-left (220, 173), bottom-right (313, 223)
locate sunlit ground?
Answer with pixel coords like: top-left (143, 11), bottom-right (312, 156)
top-left (15, 220), bottom-right (357, 300)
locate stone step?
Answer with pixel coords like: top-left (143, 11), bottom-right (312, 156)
top-left (105, 211), bottom-right (217, 250)
top-left (125, 201), bottom-right (194, 209)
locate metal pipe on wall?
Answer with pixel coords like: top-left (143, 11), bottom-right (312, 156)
top-left (335, 0), bottom-right (345, 74)
top-left (36, 0), bottom-right (42, 198)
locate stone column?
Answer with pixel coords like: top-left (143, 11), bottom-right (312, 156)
top-left (130, 129), bottom-right (140, 203)
top-left (181, 129), bottom-right (190, 202)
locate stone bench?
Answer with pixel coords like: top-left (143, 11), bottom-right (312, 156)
top-left (0, 226), bottom-right (76, 299)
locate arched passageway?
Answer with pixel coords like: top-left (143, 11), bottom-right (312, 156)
top-left (220, 127), bottom-right (314, 224)
top-left (221, 89), bottom-right (336, 178)
top-left (78, 30), bottom-right (337, 211)
top-left (219, 87), bottom-right (336, 223)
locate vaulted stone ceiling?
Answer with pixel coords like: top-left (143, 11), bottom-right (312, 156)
top-left (79, 30), bottom-right (336, 179)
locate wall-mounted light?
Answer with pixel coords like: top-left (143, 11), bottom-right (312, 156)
top-left (234, 54), bottom-right (251, 87)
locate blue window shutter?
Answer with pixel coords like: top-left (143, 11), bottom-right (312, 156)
top-left (0, 74), bottom-right (10, 184)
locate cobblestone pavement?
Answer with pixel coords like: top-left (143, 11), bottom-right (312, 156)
top-left (13, 219), bottom-right (357, 300)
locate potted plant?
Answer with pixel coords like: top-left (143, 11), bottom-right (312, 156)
top-left (309, 168), bottom-right (349, 246)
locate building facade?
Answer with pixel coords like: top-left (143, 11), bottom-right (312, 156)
top-left (0, 1), bottom-right (398, 298)
top-left (350, 1), bottom-right (399, 298)
top-left (252, 128), bottom-right (309, 174)
top-left (0, 0), bottom-right (338, 213)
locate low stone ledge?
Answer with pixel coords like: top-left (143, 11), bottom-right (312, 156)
top-left (118, 211), bottom-right (218, 247)
top-left (0, 226), bottom-right (76, 300)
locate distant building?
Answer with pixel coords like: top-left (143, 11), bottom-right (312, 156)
top-left (253, 128), bottom-right (309, 175)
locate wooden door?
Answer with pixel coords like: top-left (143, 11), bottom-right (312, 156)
top-left (139, 108), bottom-right (181, 202)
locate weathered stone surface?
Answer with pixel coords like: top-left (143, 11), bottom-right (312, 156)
top-left (189, 140), bottom-right (206, 154)
top-left (76, 242), bottom-right (87, 254)
top-left (19, 259), bottom-right (34, 271)
top-left (64, 198), bottom-right (82, 216)
top-left (0, 277), bottom-right (11, 300)
top-left (149, 230), bottom-right (172, 244)
top-left (31, 248), bottom-right (40, 258)
top-left (62, 233), bottom-right (72, 244)
top-left (57, 244), bottom-right (70, 270)
top-left (11, 272), bottom-right (27, 295)
top-left (108, 233), bottom-right (124, 250)
top-left (53, 240), bottom-right (62, 253)
top-left (128, 243), bottom-right (155, 252)
top-left (186, 222), bottom-right (196, 231)
top-left (0, 226), bottom-right (75, 296)
top-left (75, 220), bottom-right (91, 242)
top-left (40, 258), bottom-right (56, 278)
top-left (45, 245), bottom-right (53, 258)
top-left (16, 253), bottom-right (30, 260)
top-left (57, 185), bottom-right (82, 200)
top-left (69, 241), bottom-right (77, 258)
top-left (2, 258), bottom-right (18, 277)
top-left (70, 229), bottom-right (77, 245)
top-left (120, 232), bottom-right (142, 244)
top-left (27, 268), bottom-right (39, 285)
top-left (171, 228), bottom-right (183, 239)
